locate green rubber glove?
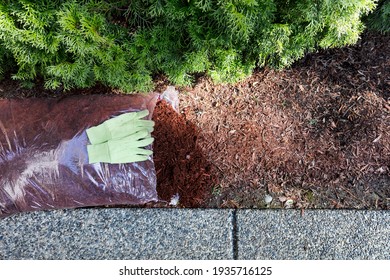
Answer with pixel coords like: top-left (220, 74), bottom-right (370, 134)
top-left (86, 110), bottom-right (154, 145)
top-left (87, 129), bottom-right (154, 164)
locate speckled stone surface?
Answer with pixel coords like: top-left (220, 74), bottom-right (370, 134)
top-left (2, 209), bottom-right (390, 260)
top-left (237, 210), bottom-right (390, 260)
top-left (0, 208), bottom-right (234, 260)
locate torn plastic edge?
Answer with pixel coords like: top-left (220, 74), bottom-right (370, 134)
top-left (159, 86), bottom-right (179, 113)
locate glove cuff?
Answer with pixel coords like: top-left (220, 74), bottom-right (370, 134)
top-left (86, 123), bottom-right (110, 144)
top-left (87, 143), bottom-right (110, 163)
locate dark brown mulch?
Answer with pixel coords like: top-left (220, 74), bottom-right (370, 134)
top-left (152, 100), bottom-right (217, 207)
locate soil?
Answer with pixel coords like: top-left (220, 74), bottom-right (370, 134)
top-left (0, 32), bottom-right (389, 209)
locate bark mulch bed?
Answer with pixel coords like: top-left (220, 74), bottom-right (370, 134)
top-left (0, 32), bottom-right (388, 209)
top-left (179, 32), bottom-right (389, 209)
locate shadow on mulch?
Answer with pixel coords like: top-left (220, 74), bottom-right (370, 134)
top-left (152, 100), bottom-right (218, 207)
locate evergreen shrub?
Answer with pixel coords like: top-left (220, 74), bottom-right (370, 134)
top-left (0, 0), bottom-right (378, 93)
top-left (365, 0), bottom-right (390, 33)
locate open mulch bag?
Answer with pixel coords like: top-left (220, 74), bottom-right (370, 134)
top-left (0, 93), bottom-right (158, 218)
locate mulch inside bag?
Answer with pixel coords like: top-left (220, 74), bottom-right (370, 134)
top-left (0, 93), bottom-right (159, 218)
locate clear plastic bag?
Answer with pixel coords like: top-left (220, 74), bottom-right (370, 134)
top-left (0, 93), bottom-right (159, 218)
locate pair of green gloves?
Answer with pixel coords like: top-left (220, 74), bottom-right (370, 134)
top-left (86, 110), bottom-right (154, 164)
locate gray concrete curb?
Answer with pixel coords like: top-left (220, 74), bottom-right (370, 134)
top-left (0, 209), bottom-right (233, 259)
top-left (237, 209), bottom-right (390, 259)
top-left (1, 209), bottom-right (389, 259)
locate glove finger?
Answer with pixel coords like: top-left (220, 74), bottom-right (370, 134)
top-left (104, 110), bottom-right (150, 128)
top-left (128, 119), bottom-right (154, 128)
top-left (107, 111), bottom-right (139, 125)
top-left (117, 110), bottom-right (149, 121)
top-left (134, 109), bottom-right (150, 119)
top-left (107, 131), bottom-right (152, 153)
top-left (104, 128), bottom-right (137, 140)
top-left (129, 147), bottom-right (153, 156)
top-left (108, 124), bottom-right (152, 140)
top-left (116, 129), bottom-right (150, 142)
top-left (132, 124), bottom-right (154, 133)
top-left (87, 111), bottom-right (152, 144)
top-left (116, 121), bottom-right (154, 136)
top-left (127, 137), bottom-right (154, 148)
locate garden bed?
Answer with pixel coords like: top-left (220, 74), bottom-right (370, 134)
top-left (0, 32), bottom-right (389, 209)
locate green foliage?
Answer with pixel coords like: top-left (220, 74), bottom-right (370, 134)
top-left (0, 0), bottom-right (378, 93)
top-left (260, 0), bottom-right (377, 68)
top-left (365, 0), bottom-right (390, 33)
top-left (209, 49), bottom-right (255, 84)
top-left (0, 46), bottom-right (6, 78)
top-left (0, 0), bottom-right (153, 92)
